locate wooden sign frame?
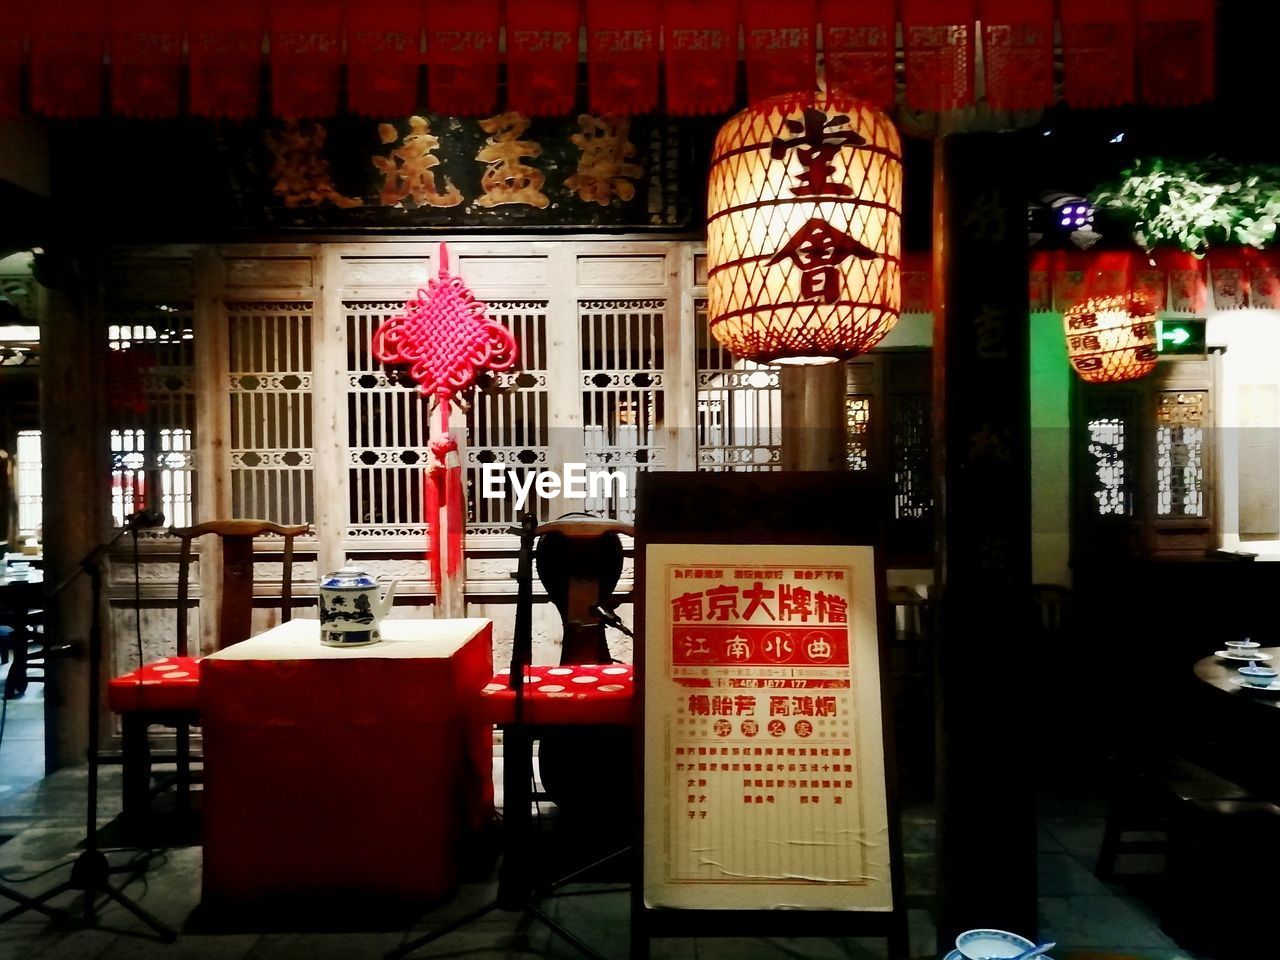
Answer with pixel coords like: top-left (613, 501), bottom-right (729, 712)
top-left (630, 472), bottom-right (909, 959)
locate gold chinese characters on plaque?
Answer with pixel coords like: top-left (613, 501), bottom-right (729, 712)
top-left (643, 543), bottom-right (892, 912)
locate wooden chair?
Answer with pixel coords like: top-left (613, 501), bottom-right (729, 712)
top-left (107, 519), bottom-right (308, 827)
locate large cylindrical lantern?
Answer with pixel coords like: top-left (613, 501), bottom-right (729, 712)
top-left (1063, 293), bottom-right (1159, 383)
top-left (706, 91), bottom-right (903, 364)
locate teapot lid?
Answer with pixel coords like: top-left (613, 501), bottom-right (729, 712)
top-left (322, 564), bottom-right (376, 589)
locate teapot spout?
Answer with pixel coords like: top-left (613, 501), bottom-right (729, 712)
top-left (376, 578), bottom-right (401, 619)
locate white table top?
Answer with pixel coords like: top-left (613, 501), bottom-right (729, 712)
top-left (204, 617), bottom-right (491, 662)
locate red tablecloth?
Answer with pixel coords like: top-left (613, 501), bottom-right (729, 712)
top-left (200, 618), bottom-right (493, 905)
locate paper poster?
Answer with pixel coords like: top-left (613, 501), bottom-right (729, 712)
top-left (642, 542), bottom-right (892, 912)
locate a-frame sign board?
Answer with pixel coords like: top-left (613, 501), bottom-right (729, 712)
top-left (631, 472), bottom-right (908, 959)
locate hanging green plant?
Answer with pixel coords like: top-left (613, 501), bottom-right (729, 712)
top-left (1091, 158), bottom-right (1280, 256)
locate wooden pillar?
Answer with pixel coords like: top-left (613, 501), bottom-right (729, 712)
top-left (933, 132), bottom-right (1036, 942)
top-left (39, 251), bottom-right (107, 771)
top-left (781, 364), bottom-right (846, 471)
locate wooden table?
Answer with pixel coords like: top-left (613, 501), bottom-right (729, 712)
top-left (200, 617), bottom-right (493, 907)
top-left (1193, 647), bottom-right (1280, 710)
top-left (1192, 647), bottom-right (1280, 800)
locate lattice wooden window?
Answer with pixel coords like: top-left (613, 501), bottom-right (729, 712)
top-left (891, 394), bottom-right (932, 520)
top-left (846, 396), bottom-right (872, 471)
top-left (580, 299), bottom-right (667, 521)
top-left (466, 300), bottom-right (551, 534)
top-left (227, 302), bottom-right (314, 525)
top-left (106, 304), bottom-right (196, 527)
top-left (695, 298), bottom-right (781, 471)
top-left (1082, 392), bottom-right (1137, 518)
top-left (1156, 390), bottom-right (1207, 518)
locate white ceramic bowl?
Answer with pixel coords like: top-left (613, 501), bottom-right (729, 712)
top-left (956, 929), bottom-right (1035, 960)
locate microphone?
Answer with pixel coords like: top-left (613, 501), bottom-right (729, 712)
top-left (590, 603), bottom-right (634, 639)
top-left (125, 507), bottom-right (167, 529)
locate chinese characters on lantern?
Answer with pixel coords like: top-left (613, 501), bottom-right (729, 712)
top-left (643, 543), bottom-right (892, 912)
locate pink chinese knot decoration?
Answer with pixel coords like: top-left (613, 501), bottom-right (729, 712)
top-left (371, 243), bottom-right (518, 611)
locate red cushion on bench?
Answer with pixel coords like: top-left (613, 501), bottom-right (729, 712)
top-left (478, 663), bottom-right (633, 726)
top-left (108, 656), bottom-right (202, 713)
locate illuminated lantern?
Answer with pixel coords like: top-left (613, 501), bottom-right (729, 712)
top-left (1063, 293), bottom-right (1159, 383)
top-left (706, 91), bottom-right (903, 364)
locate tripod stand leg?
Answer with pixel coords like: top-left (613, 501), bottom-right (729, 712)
top-left (0, 883), bottom-right (66, 924)
top-left (527, 903), bottom-right (609, 960)
top-left (385, 899), bottom-right (500, 960)
top-left (96, 882), bottom-right (176, 943)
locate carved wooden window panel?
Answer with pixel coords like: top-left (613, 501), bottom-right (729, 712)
top-left (891, 394), bottom-right (932, 521)
top-left (694, 298), bottom-right (781, 471)
top-left (466, 300), bottom-right (551, 534)
top-left (1080, 392), bottom-right (1138, 518)
top-left (343, 301), bottom-right (431, 540)
top-left (1156, 390), bottom-right (1207, 518)
top-left (227, 302), bottom-right (314, 526)
top-left (580, 299), bottom-right (667, 521)
top-left (846, 396), bottom-right (872, 471)
top-left (105, 304), bottom-right (197, 528)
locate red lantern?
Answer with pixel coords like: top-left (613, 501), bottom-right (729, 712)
top-left (1063, 293), bottom-right (1158, 383)
top-left (705, 92), bottom-right (903, 364)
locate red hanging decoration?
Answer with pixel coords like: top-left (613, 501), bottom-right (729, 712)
top-left (1209, 249), bottom-right (1250, 310)
top-left (1050, 251), bottom-right (1088, 313)
top-left (821, 0), bottom-right (895, 109)
top-left (0, 8), bottom-right (27, 120)
top-left (664, 0), bottom-right (737, 116)
top-left (507, 0), bottom-right (578, 117)
top-left (190, 0), bottom-right (265, 119)
top-left (1028, 251), bottom-right (1053, 313)
top-left (269, 0), bottom-right (342, 118)
top-left (1061, 0), bottom-right (1136, 107)
top-left (1246, 249), bottom-right (1280, 311)
top-left (902, 0), bottom-right (975, 111)
top-left (110, 0), bottom-right (184, 119)
top-left (31, 0), bottom-right (106, 118)
top-left (1161, 250), bottom-right (1208, 313)
top-left (902, 251), bottom-right (934, 315)
top-left (1138, 0), bottom-right (1214, 106)
top-left (980, 0), bottom-right (1053, 111)
top-left (1133, 256), bottom-right (1168, 314)
top-left (743, 0), bottom-right (816, 106)
top-left (348, 0), bottom-right (422, 118)
top-left (427, 0), bottom-right (499, 117)
top-left (587, 0), bottom-right (659, 116)
top-left (372, 244), bottom-right (518, 607)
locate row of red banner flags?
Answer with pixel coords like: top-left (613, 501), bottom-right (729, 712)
top-left (898, 250), bottom-right (1280, 316)
top-left (0, 0), bottom-right (1214, 120)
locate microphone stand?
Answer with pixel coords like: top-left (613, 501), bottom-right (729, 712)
top-left (0, 512), bottom-right (175, 940)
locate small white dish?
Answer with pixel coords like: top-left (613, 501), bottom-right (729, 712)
top-left (1216, 650), bottom-right (1274, 663)
top-left (1231, 677), bottom-right (1280, 693)
top-left (946, 952), bottom-right (1054, 960)
top-left (1227, 640), bottom-right (1261, 651)
top-left (956, 929), bottom-right (1035, 960)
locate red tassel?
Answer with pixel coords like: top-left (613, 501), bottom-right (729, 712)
top-left (110, 0), bottom-right (184, 119)
top-left (428, 0), bottom-right (499, 117)
top-left (1159, 250), bottom-right (1208, 314)
top-left (269, 0), bottom-right (342, 118)
top-left (821, 0), bottom-right (895, 109)
top-left (190, 0), bottom-right (265, 119)
top-left (587, 0), bottom-right (659, 116)
top-left (424, 468), bottom-right (443, 593)
top-left (902, 0), bottom-right (975, 111)
top-left (743, 0), bottom-right (816, 105)
top-left (1061, 0), bottom-right (1136, 108)
top-left (31, 0), bottom-right (106, 118)
top-left (664, 0), bottom-right (737, 116)
top-left (0, 8), bottom-right (25, 120)
top-left (980, 0), bottom-right (1053, 111)
top-left (1209, 249), bottom-right (1249, 310)
top-left (347, 0), bottom-right (422, 117)
top-left (507, 0), bottom-right (578, 117)
top-left (1138, 0), bottom-right (1214, 106)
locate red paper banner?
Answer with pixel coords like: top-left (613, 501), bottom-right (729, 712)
top-left (31, 0), bottom-right (106, 118)
top-left (587, 0), bottom-right (659, 116)
top-left (427, 0), bottom-right (499, 117)
top-left (664, 0), bottom-right (737, 116)
top-left (0, 8), bottom-right (26, 120)
top-left (348, 0), bottom-right (423, 118)
top-left (507, 0), bottom-right (578, 117)
top-left (110, 0), bottom-right (184, 119)
top-left (902, 251), bottom-right (933, 314)
top-left (1061, 0), bottom-right (1136, 107)
top-left (1133, 257), bottom-right (1168, 314)
top-left (980, 0), bottom-right (1052, 111)
top-left (1245, 249), bottom-right (1280, 312)
top-left (743, 0), bottom-right (816, 105)
top-left (902, 0), bottom-right (974, 111)
top-left (821, 0), bottom-right (895, 108)
top-left (1209, 249), bottom-right (1249, 310)
top-left (269, 0), bottom-right (342, 118)
top-left (1028, 251), bottom-right (1053, 313)
top-left (190, 0), bottom-right (265, 119)
top-left (1138, 0), bottom-right (1214, 106)
top-left (1159, 250), bottom-right (1208, 314)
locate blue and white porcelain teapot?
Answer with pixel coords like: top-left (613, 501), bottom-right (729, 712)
top-left (318, 564), bottom-right (399, 647)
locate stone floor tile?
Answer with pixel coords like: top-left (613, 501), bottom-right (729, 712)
top-left (1039, 895), bottom-right (1178, 951)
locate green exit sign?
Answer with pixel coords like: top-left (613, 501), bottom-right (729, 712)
top-left (1156, 318), bottom-right (1206, 357)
